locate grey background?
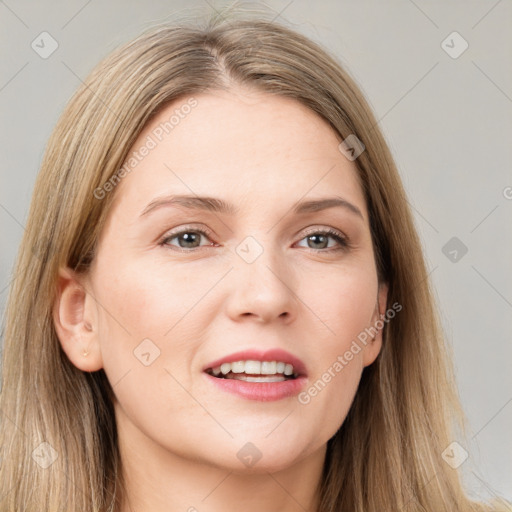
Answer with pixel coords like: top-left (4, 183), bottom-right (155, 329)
top-left (1, 0), bottom-right (511, 502)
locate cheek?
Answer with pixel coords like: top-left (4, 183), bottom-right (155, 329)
top-left (299, 358), bottom-right (363, 429)
top-left (92, 255), bottom-right (207, 396)
top-left (92, 257), bottom-right (208, 443)
top-left (303, 261), bottom-right (378, 344)
top-left (295, 263), bottom-right (377, 427)
top-left (96, 254), bottom-right (206, 342)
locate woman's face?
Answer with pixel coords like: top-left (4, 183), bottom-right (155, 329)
top-left (75, 87), bottom-right (387, 472)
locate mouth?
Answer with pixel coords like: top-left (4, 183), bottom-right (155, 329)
top-left (205, 360), bottom-right (299, 382)
top-left (203, 352), bottom-right (308, 401)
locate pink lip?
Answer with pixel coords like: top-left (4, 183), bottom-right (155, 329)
top-left (202, 349), bottom-right (308, 402)
top-left (203, 348), bottom-right (307, 377)
top-left (203, 372), bottom-right (308, 402)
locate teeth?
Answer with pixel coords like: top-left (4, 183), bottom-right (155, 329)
top-left (208, 360), bottom-right (297, 377)
top-left (226, 373), bottom-right (286, 382)
top-left (260, 361), bottom-right (276, 374)
top-left (231, 361), bottom-right (245, 373)
top-left (245, 360), bottom-right (261, 374)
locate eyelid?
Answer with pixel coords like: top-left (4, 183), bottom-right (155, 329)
top-left (300, 226), bottom-right (346, 239)
top-left (169, 224), bottom-right (214, 237)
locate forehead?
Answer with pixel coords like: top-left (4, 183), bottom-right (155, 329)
top-left (109, 87), bottom-right (366, 220)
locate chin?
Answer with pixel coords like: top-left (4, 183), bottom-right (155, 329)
top-left (205, 438), bottom-right (311, 475)
top-left (224, 455), bottom-right (303, 475)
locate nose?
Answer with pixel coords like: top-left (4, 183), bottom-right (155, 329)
top-left (224, 244), bottom-right (298, 324)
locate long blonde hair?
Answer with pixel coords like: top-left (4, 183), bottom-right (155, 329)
top-left (0, 8), bottom-right (508, 512)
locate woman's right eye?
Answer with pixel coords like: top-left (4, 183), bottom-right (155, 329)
top-left (159, 228), bottom-right (216, 251)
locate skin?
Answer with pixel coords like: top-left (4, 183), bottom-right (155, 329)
top-left (54, 86), bottom-right (388, 512)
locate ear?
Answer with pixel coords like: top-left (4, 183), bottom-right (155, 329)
top-left (53, 267), bottom-right (103, 372)
top-left (362, 281), bottom-right (389, 367)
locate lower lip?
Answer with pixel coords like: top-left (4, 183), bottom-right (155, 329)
top-left (204, 372), bottom-right (307, 402)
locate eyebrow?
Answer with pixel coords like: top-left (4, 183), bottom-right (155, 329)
top-left (139, 194), bottom-right (364, 220)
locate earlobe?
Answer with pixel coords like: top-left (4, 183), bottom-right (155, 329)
top-left (377, 281), bottom-right (389, 321)
top-left (53, 267), bottom-right (103, 372)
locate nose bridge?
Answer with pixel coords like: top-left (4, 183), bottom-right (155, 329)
top-left (226, 233), bottom-right (297, 321)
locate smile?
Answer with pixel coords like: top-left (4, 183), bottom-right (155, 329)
top-left (205, 360), bottom-right (298, 381)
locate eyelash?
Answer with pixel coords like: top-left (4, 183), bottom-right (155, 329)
top-left (158, 225), bottom-right (350, 253)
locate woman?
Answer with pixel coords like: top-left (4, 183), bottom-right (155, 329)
top-left (0, 10), bottom-right (508, 512)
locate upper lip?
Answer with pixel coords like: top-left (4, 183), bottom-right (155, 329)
top-left (203, 348), bottom-right (307, 377)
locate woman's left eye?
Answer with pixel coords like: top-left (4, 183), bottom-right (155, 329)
top-left (295, 229), bottom-right (349, 251)
top-left (159, 227), bottom-right (349, 252)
